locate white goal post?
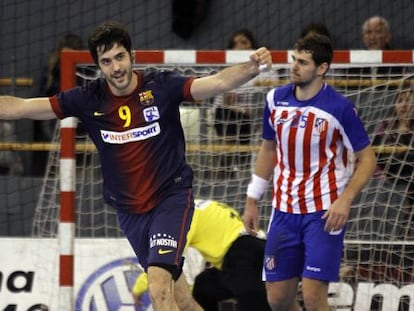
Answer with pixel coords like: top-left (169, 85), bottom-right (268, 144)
top-left (32, 49), bottom-right (414, 310)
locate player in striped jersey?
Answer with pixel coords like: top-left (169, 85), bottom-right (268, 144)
top-left (0, 21), bottom-right (272, 311)
top-left (243, 33), bottom-right (376, 311)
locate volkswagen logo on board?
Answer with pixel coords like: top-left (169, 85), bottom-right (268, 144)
top-left (76, 257), bottom-right (152, 311)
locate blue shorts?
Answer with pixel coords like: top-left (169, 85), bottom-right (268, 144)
top-left (264, 209), bottom-right (345, 282)
top-left (117, 189), bottom-right (194, 272)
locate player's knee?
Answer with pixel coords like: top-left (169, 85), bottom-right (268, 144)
top-left (147, 264), bottom-right (179, 302)
top-left (235, 288), bottom-right (269, 311)
top-left (301, 278), bottom-right (329, 311)
top-left (149, 262), bottom-right (183, 280)
top-left (193, 270), bottom-right (215, 301)
top-left (266, 286), bottom-right (295, 310)
top-left (192, 280), bottom-right (205, 301)
top-left (193, 268), bottom-right (218, 291)
top-left (148, 282), bottom-right (167, 305)
top-left (302, 293), bottom-right (329, 311)
top-left (267, 297), bottom-right (290, 311)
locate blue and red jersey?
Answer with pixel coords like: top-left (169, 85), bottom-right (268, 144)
top-left (50, 70), bottom-right (195, 213)
top-left (262, 83), bottom-right (371, 214)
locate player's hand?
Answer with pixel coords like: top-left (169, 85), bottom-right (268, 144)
top-left (249, 47), bottom-right (272, 72)
top-left (132, 292), bottom-right (143, 308)
top-left (243, 197), bottom-right (260, 235)
top-left (322, 196), bottom-right (350, 232)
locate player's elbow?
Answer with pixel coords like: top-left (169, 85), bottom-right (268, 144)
top-left (357, 145), bottom-right (377, 176)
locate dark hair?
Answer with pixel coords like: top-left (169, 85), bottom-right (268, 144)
top-left (42, 34), bottom-right (84, 94)
top-left (88, 21), bottom-right (132, 65)
top-left (58, 33), bottom-right (83, 50)
top-left (294, 33), bottom-right (333, 66)
top-left (227, 28), bottom-right (258, 49)
top-left (301, 22), bottom-right (331, 39)
top-left (388, 88), bottom-right (414, 130)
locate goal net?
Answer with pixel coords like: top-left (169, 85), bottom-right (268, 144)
top-left (32, 50), bottom-right (414, 310)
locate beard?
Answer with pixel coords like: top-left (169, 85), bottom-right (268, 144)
top-left (291, 76), bottom-right (311, 88)
top-left (290, 72), bottom-right (317, 88)
top-left (107, 69), bottom-right (133, 93)
top-left (294, 80), bottom-right (312, 88)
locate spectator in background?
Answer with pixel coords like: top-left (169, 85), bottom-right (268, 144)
top-left (0, 121), bottom-right (23, 175)
top-left (227, 28), bottom-right (258, 50)
top-left (33, 33), bottom-right (84, 176)
top-left (362, 16), bottom-right (391, 50)
top-left (38, 34), bottom-right (84, 97)
top-left (365, 87), bottom-right (414, 292)
top-left (301, 22), bottom-right (331, 40)
top-left (353, 16), bottom-right (406, 79)
top-left (373, 87), bottom-right (414, 178)
top-left (372, 87), bottom-right (414, 237)
top-left (214, 29), bottom-right (259, 178)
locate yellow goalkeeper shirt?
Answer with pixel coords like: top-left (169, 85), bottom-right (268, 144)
top-left (187, 199), bottom-right (245, 269)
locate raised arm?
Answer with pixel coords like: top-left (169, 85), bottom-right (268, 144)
top-left (190, 47), bottom-right (272, 101)
top-left (0, 96), bottom-right (56, 120)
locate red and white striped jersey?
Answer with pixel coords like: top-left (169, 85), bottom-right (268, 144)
top-left (262, 83), bottom-right (371, 214)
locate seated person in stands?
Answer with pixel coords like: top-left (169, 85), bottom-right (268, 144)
top-left (362, 16), bottom-right (391, 50)
top-left (34, 33), bottom-right (84, 176)
top-left (301, 22), bottom-right (331, 40)
top-left (372, 87), bottom-right (414, 237)
top-left (355, 16), bottom-right (406, 78)
top-left (372, 87), bottom-right (414, 188)
top-left (214, 29), bottom-right (259, 176)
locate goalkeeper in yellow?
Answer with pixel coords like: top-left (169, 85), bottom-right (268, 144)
top-left (132, 199), bottom-right (270, 311)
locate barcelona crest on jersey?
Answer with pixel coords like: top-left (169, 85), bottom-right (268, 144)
top-left (139, 90), bottom-right (155, 106)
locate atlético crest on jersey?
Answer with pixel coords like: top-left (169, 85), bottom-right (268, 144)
top-left (315, 117), bottom-right (328, 134)
top-left (265, 255), bottom-right (276, 271)
top-left (139, 90), bottom-right (155, 106)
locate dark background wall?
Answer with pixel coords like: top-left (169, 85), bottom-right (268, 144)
top-left (1, 0), bottom-right (413, 97)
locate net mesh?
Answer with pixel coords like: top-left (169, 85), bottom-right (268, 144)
top-left (2, 0), bottom-right (414, 237)
top-left (31, 52), bottom-right (414, 309)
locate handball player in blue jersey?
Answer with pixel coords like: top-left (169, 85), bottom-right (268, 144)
top-left (244, 33), bottom-right (376, 311)
top-left (0, 21), bottom-right (271, 310)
